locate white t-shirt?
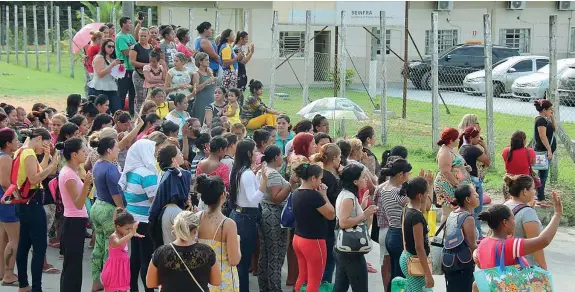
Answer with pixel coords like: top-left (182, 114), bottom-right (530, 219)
top-left (335, 189), bottom-right (364, 220)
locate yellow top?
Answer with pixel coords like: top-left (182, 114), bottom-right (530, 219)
top-left (16, 148), bottom-right (42, 190)
top-left (220, 44), bottom-right (235, 71)
top-left (226, 102), bottom-right (241, 124)
top-left (156, 101), bottom-right (170, 120)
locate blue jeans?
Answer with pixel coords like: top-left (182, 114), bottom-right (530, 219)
top-left (230, 208), bottom-right (261, 292)
top-left (471, 176), bottom-right (484, 237)
top-left (384, 227), bottom-right (404, 289)
top-left (322, 227), bottom-right (336, 283)
top-left (537, 168), bottom-right (549, 202)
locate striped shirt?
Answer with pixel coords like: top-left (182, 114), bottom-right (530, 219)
top-left (376, 185), bottom-right (408, 229)
top-left (124, 167), bottom-right (159, 223)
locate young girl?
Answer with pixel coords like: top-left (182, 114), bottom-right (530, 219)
top-left (225, 88), bottom-right (242, 125)
top-left (143, 50), bottom-right (165, 91)
top-left (101, 208), bottom-right (141, 292)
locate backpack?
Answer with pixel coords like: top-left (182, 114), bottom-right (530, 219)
top-left (512, 204), bottom-right (531, 216)
top-left (0, 148), bottom-right (41, 204)
top-left (280, 192), bottom-right (295, 228)
top-left (441, 212), bottom-right (474, 272)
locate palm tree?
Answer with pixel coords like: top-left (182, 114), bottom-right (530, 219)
top-left (76, 1), bottom-right (122, 25)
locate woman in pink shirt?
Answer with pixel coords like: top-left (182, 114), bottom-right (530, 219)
top-left (143, 50), bottom-right (165, 91)
top-left (55, 137), bottom-right (94, 291)
top-left (473, 194), bottom-right (562, 291)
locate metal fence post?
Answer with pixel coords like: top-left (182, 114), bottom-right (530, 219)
top-left (169, 8), bottom-right (173, 25)
top-left (243, 9), bottom-right (249, 32)
top-left (483, 14), bottom-right (495, 162)
top-left (215, 10), bottom-right (220, 37)
top-left (5, 6), bottom-right (8, 63)
top-left (268, 11), bottom-right (279, 108)
top-left (380, 11), bottom-right (388, 145)
top-left (68, 6), bottom-right (73, 78)
top-left (44, 6), bottom-right (49, 71)
top-left (80, 7), bottom-right (85, 28)
top-left (112, 6), bottom-right (116, 30)
top-left (188, 9), bottom-right (194, 37)
top-left (33, 5), bottom-right (38, 70)
top-left (23, 6), bottom-right (28, 68)
top-left (549, 14), bottom-right (559, 183)
top-left (431, 12), bottom-right (440, 151)
top-left (303, 10), bottom-right (311, 106)
top-left (14, 5), bottom-right (18, 65)
top-left (96, 7), bottom-right (100, 23)
top-left (1, 5), bottom-right (3, 62)
top-left (147, 8), bottom-right (152, 28)
top-left (56, 6), bottom-right (61, 73)
top-left (339, 11), bottom-right (347, 99)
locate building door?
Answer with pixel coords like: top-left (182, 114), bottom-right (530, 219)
top-left (314, 31), bottom-right (331, 81)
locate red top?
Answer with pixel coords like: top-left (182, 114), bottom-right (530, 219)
top-left (196, 163), bottom-right (230, 190)
top-left (177, 43), bottom-right (194, 58)
top-left (86, 45), bottom-right (101, 73)
top-left (501, 147), bottom-right (535, 175)
top-left (476, 237), bottom-right (528, 269)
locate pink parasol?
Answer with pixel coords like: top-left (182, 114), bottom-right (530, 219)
top-left (72, 22), bottom-right (106, 54)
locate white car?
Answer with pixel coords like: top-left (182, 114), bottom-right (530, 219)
top-left (511, 58), bottom-right (575, 101)
top-left (463, 55), bottom-right (549, 97)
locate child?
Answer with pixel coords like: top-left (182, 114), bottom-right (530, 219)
top-left (101, 208), bottom-right (142, 292)
top-left (225, 88), bottom-right (242, 125)
top-left (143, 50), bottom-right (166, 90)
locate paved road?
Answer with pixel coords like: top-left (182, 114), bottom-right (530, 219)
top-left (32, 226), bottom-right (575, 291)
top-left (352, 83), bottom-right (575, 123)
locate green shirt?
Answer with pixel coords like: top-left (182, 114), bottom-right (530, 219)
top-left (115, 32), bottom-right (136, 71)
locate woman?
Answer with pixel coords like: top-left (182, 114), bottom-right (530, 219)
top-left (142, 51), bottom-right (165, 92)
top-left (99, 25), bottom-right (110, 39)
top-left (533, 100), bottom-right (556, 205)
top-left (197, 174), bottom-right (241, 292)
top-left (149, 144), bottom-right (190, 248)
top-left (148, 88), bottom-right (173, 120)
top-left (443, 185), bottom-right (479, 292)
top-left (377, 158), bottom-right (411, 289)
top-left (56, 123), bottom-right (80, 143)
top-left (15, 128), bottom-right (60, 292)
top-left (204, 87), bottom-right (228, 129)
top-left (253, 129), bottom-right (274, 166)
top-left (240, 80), bottom-right (282, 130)
top-left (221, 133), bottom-right (238, 170)
top-left (87, 113), bottom-right (113, 136)
top-left (194, 22), bottom-right (220, 77)
top-left (176, 28), bottom-right (194, 60)
top-left (88, 39), bottom-right (122, 114)
top-left (160, 26), bottom-right (178, 69)
top-left (475, 195), bottom-right (561, 285)
top-left (165, 93), bottom-right (190, 138)
top-left (292, 163), bottom-right (335, 292)
top-left (459, 126), bottom-right (490, 237)
top-left (399, 177), bottom-right (434, 292)
top-left (69, 115), bottom-right (90, 137)
top-left (434, 128), bottom-right (472, 223)
top-left (85, 31), bottom-right (104, 89)
top-left (284, 119), bottom-right (313, 155)
top-left (312, 143), bottom-right (341, 284)
top-left (257, 145), bottom-right (294, 292)
top-left (457, 114), bottom-right (487, 181)
top-left (192, 52), bottom-right (218, 125)
top-left (50, 114), bottom-right (68, 145)
top-left (190, 133), bottom-right (211, 176)
top-left (148, 26), bottom-right (160, 47)
top-left (229, 139), bottom-right (266, 292)
top-left (65, 94), bottom-right (82, 119)
top-left (503, 175), bottom-right (547, 269)
top-left (287, 132), bottom-right (317, 177)
top-left (130, 27), bottom-right (153, 114)
top-left (164, 52), bottom-right (195, 102)
top-left (56, 137), bottom-right (93, 291)
top-left (139, 100), bottom-right (158, 117)
top-left (146, 211), bottom-right (221, 292)
top-left (312, 114), bottom-right (329, 134)
top-left (0, 129), bottom-right (19, 286)
top-left (334, 164), bottom-right (378, 292)
top-left (196, 136), bottom-right (230, 203)
top-left (275, 114), bottom-right (293, 155)
top-left (137, 113), bottom-right (162, 140)
top-left (89, 136), bottom-right (125, 292)
top-left (357, 126), bottom-right (379, 175)
top-left (233, 31), bottom-right (254, 91)
top-left (93, 95), bottom-right (110, 114)
top-left (218, 29), bottom-right (242, 89)
top-left (502, 131), bottom-right (536, 198)
top-left (120, 139), bottom-right (159, 292)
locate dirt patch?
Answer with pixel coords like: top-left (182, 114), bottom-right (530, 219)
top-left (2, 95), bottom-right (67, 111)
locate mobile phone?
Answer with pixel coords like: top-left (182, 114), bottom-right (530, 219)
top-left (119, 60), bottom-right (124, 64)
top-left (137, 12), bottom-right (144, 21)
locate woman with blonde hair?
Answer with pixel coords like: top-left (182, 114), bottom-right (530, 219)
top-left (146, 211), bottom-right (221, 291)
top-left (458, 114), bottom-right (487, 185)
top-left (139, 100), bottom-right (158, 117)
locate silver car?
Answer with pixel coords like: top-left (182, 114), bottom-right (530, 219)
top-left (558, 65), bottom-right (575, 106)
top-left (512, 58), bottom-right (575, 101)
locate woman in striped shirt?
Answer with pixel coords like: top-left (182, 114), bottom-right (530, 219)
top-left (119, 139), bottom-right (159, 292)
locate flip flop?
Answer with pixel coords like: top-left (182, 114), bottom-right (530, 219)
top-left (1, 280), bottom-right (19, 286)
top-left (42, 267), bottom-right (61, 274)
top-left (366, 262), bottom-right (378, 273)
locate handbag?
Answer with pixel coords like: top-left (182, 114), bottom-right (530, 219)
top-left (169, 243), bottom-right (206, 292)
top-left (526, 150), bottom-right (542, 188)
top-left (280, 192), bottom-right (295, 228)
top-left (474, 241), bottom-right (555, 292)
top-left (335, 193), bottom-right (372, 254)
top-left (370, 214), bottom-right (379, 243)
top-left (533, 136), bottom-right (554, 171)
top-left (441, 213), bottom-right (474, 273)
top-left (401, 208), bottom-right (432, 277)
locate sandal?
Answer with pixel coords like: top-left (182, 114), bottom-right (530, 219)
top-left (367, 262), bottom-right (378, 273)
top-left (48, 242), bottom-right (60, 248)
top-left (42, 267), bottom-right (61, 274)
top-left (536, 200), bottom-right (552, 208)
top-left (1, 280), bottom-right (19, 286)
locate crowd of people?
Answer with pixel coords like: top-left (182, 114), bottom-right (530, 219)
top-left (0, 14), bottom-right (564, 292)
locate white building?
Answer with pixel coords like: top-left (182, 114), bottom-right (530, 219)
top-left (138, 1), bottom-right (575, 86)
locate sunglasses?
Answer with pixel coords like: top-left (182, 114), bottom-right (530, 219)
top-left (106, 45), bottom-right (115, 49)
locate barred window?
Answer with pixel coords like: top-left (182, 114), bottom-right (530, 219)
top-left (279, 31), bottom-right (305, 57)
top-left (372, 29), bottom-right (391, 55)
top-left (570, 27), bottom-right (575, 52)
top-left (425, 29), bottom-right (458, 55)
top-left (500, 28), bottom-right (531, 54)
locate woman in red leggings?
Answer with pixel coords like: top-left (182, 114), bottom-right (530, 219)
top-left (291, 163), bottom-right (335, 292)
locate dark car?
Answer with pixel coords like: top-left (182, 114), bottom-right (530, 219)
top-left (402, 44), bottom-right (520, 90)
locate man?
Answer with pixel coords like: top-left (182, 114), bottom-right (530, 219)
top-left (115, 17), bottom-right (136, 115)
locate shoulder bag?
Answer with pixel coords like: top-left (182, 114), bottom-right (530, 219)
top-left (169, 243), bottom-right (206, 292)
top-left (402, 208), bottom-right (432, 277)
top-left (525, 150), bottom-right (542, 188)
top-left (335, 194), bottom-right (372, 254)
top-left (533, 117), bottom-right (554, 171)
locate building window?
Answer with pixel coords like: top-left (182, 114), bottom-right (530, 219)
top-left (500, 28), bottom-right (531, 54)
top-left (372, 29), bottom-right (391, 55)
top-left (425, 29), bottom-right (458, 55)
top-left (279, 31), bottom-right (305, 57)
top-left (570, 27), bottom-right (575, 52)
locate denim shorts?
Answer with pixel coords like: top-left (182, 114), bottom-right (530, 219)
top-left (0, 204), bottom-right (19, 223)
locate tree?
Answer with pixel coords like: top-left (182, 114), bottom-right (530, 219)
top-left (76, 1), bottom-right (122, 24)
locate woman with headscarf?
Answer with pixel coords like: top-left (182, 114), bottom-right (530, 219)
top-left (119, 139), bottom-right (159, 292)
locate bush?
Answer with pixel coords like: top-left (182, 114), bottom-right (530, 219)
top-left (328, 68), bottom-right (355, 87)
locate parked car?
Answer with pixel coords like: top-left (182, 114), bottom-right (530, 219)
top-left (463, 56), bottom-right (549, 97)
top-left (557, 65), bottom-right (575, 106)
top-left (402, 43), bottom-right (519, 90)
top-left (512, 58), bottom-right (575, 101)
